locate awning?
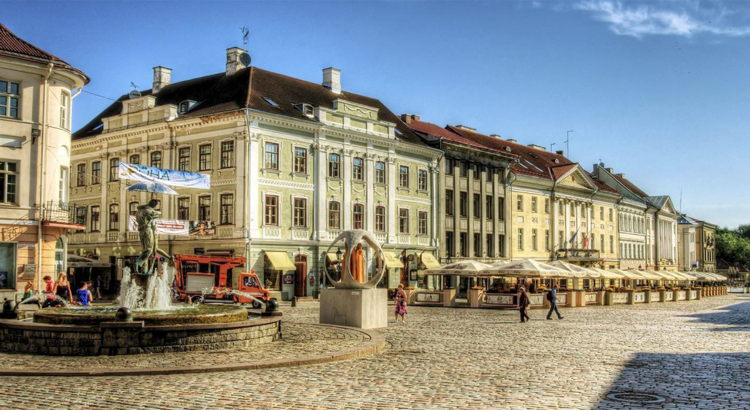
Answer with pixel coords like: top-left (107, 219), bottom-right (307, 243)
top-left (676, 271), bottom-right (699, 281)
top-left (670, 271), bottom-right (693, 281)
top-left (326, 252), bottom-right (340, 263)
top-left (383, 252), bottom-right (404, 269)
top-left (420, 253), bottom-right (441, 269)
top-left (591, 268), bottom-right (624, 279)
top-left (67, 254), bottom-right (111, 268)
top-left (632, 270), bottom-right (662, 280)
top-left (613, 269), bottom-right (644, 280)
top-left (649, 270), bottom-right (677, 281)
top-left (265, 251), bottom-right (296, 271)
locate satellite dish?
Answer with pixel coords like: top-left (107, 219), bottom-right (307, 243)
top-left (239, 52), bottom-right (251, 66)
top-left (128, 89), bottom-right (141, 99)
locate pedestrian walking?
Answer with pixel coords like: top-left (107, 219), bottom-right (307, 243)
top-left (518, 282), bottom-right (531, 323)
top-left (394, 284), bottom-right (407, 324)
top-left (93, 276), bottom-right (102, 300)
top-left (546, 286), bottom-right (564, 320)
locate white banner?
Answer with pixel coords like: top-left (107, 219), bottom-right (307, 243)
top-left (118, 162), bottom-right (210, 190)
top-left (128, 215), bottom-right (216, 237)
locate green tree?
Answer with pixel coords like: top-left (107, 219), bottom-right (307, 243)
top-left (716, 228), bottom-right (750, 267)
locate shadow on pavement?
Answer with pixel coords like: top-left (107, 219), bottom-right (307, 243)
top-left (595, 352), bottom-right (750, 409)
top-left (680, 301), bottom-right (750, 332)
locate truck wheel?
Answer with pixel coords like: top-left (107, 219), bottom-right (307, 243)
top-left (251, 301), bottom-right (261, 309)
top-left (190, 296), bottom-right (202, 305)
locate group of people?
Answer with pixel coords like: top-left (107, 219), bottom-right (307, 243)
top-left (22, 273), bottom-right (102, 308)
top-left (517, 283), bottom-right (564, 323)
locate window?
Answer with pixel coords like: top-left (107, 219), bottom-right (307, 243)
top-left (328, 201), bottom-right (340, 229)
top-left (60, 92), bottom-right (70, 129)
top-left (375, 161), bottom-right (385, 184)
top-left (88, 205), bottom-right (100, 232)
top-left (353, 204), bottom-right (364, 229)
top-left (0, 80), bottom-right (20, 118)
top-left (198, 195), bottom-right (211, 221)
top-left (293, 147), bottom-right (306, 174)
top-left (418, 211), bottom-right (428, 235)
top-left (517, 195), bottom-right (523, 211)
top-left (399, 165), bottom-right (409, 188)
top-left (609, 208), bottom-right (613, 222)
top-left (177, 198), bottom-right (189, 220)
top-left (375, 206), bottom-right (386, 232)
top-left (498, 234), bottom-right (505, 257)
top-left (460, 161), bottom-right (468, 177)
top-left (293, 198), bottom-right (307, 227)
top-left (264, 195), bottom-right (278, 225)
top-left (178, 148), bottom-right (190, 171)
top-left (128, 202), bottom-right (138, 217)
top-left (531, 197), bottom-right (537, 213)
top-left (150, 151), bottom-right (162, 168)
top-left (486, 196), bottom-right (494, 220)
top-left (264, 142), bottom-right (278, 170)
top-left (600, 235), bottom-right (605, 253)
top-left (460, 192), bottom-right (468, 217)
top-left (352, 158), bottom-right (364, 181)
top-left (445, 158), bottom-right (454, 175)
top-left (471, 163), bottom-right (480, 179)
top-left (76, 163), bottom-right (86, 187)
top-left (498, 197), bottom-right (505, 221)
top-left (129, 154), bottom-right (140, 165)
top-left (58, 167), bottom-right (68, 202)
top-left (460, 232), bottom-right (468, 256)
top-left (109, 158), bottom-right (119, 181)
top-left (590, 234), bottom-right (595, 250)
top-left (609, 235), bottom-right (614, 253)
top-left (220, 194), bottom-right (234, 225)
top-left (559, 231), bottom-right (565, 249)
top-left (91, 161), bottom-right (101, 185)
top-left (221, 141), bottom-right (234, 169)
top-left (545, 230), bottom-right (550, 251)
top-left (446, 190), bottom-right (454, 216)
top-left (600, 206), bottom-right (604, 220)
top-left (446, 231), bottom-right (455, 257)
top-left (487, 234), bottom-right (494, 257)
top-left (486, 166), bottom-right (493, 182)
top-left (199, 144), bottom-right (212, 171)
top-left (474, 233), bottom-right (481, 257)
top-left (75, 206), bottom-right (86, 227)
top-left (328, 153), bottom-right (340, 178)
top-left (544, 198), bottom-right (550, 213)
top-left (532, 229), bottom-right (538, 251)
top-left (473, 193), bottom-right (481, 219)
top-left (0, 243), bottom-right (17, 289)
top-left (418, 169), bottom-right (428, 191)
top-left (398, 208), bottom-right (409, 233)
top-left (518, 228), bottom-right (524, 250)
top-left (109, 204), bottom-right (119, 231)
top-left (559, 201), bottom-right (564, 216)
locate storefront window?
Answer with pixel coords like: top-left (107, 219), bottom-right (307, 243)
top-left (0, 242), bottom-right (17, 289)
top-left (54, 237), bottom-right (65, 274)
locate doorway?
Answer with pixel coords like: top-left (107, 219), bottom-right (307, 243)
top-left (294, 255), bottom-right (307, 297)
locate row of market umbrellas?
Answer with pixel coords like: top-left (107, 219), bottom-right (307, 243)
top-left (424, 259), bottom-right (727, 282)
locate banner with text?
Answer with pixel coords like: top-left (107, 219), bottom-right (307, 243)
top-left (118, 162), bottom-right (210, 190)
top-left (128, 216), bottom-right (216, 237)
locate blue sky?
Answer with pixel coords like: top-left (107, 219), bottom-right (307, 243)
top-left (4, 0), bottom-right (749, 228)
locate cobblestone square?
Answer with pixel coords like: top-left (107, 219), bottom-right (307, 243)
top-left (3, 296), bottom-right (750, 409)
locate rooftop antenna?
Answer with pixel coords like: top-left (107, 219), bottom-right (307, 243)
top-left (565, 130), bottom-right (573, 158)
top-left (241, 27), bottom-right (249, 50)
top-left (550, 142), bottom-right (556, 152)
top-left (128, 82), bottom-right (141, 99)
top-left (680, 189), bottom-right (683, 214)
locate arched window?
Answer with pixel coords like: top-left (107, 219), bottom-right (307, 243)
top-left (352, 157), bottom-right (363, 181)
top-left (150, 151), bottom-right (162, 168)
top-left (54, 237), bottom-right (66, 274)
top-left (328, 201), bottom-right (340, 229)
top-left (328, 154), bottom-right (340, 178)
top-left (109, 158), bottom-right (119, 181)
top-left (375, 206), bottom-right (386, 232)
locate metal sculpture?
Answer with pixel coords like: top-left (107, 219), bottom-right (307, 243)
top-left (324, 230), bottom-right (386, 289)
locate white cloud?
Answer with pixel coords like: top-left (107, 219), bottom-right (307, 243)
top-left (574, 0), bottom-right (750, 38)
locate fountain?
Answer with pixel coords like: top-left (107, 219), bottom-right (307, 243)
top-left (0, 168), bottom-right (281, 355)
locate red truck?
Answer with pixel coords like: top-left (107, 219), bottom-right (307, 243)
top-left (172, 254), bottom-right (272, 308)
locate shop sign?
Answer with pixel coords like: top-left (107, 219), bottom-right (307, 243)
top-left (23, 264), bottom-right (36, 279)
top-left (283, 274), bottom-right (294, 284)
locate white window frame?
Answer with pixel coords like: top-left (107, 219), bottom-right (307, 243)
top-left (0, 79), bottom-right (20, 119)
top-left (0, 160), bottom-right (19, 204)
top-left (60, 91), bottom-right (70, 129)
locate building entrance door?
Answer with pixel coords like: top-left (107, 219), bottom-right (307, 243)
top-left (294, 255), bottom-right (307, 297)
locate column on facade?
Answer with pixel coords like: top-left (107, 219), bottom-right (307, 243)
top-left (314, 138), bottom-right (327, 241)
top-left (552, 197), bottom-right (559, 253)
top-left (248, 133), bottom-right (261, 238)
top-left (564, 199), bottom-right (571, 249)
top-left (492, 169), bottom-right (501, 259)
top-left (479, 167), bottom-right (487, 258)
top-left (467, 166), bottom-right (475, 258)
top-left (586, 203), bottom-right (592, 249)
top-left (430, 164), bottom-right (439, 248)
top-left (387, 153), bottom-right (397, 243)
top-left (365, 150), bottom-right (374, 232)
top-left (453, 162), bottom-right (460, 257)
top-left (342, 143), bottom-right (352, 231)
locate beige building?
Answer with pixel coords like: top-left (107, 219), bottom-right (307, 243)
top-left (0, 23), bottom-right (88, 299)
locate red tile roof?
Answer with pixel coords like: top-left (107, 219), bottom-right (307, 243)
top-left (406, 118), bottom-right (502, 152)
top-left (0, 22), bottom-right (88, 83)
top-left (610, 172), bottom-right (649, 198)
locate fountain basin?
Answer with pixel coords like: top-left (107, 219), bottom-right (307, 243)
top-left (33, 305), bottom-right (248, 326)
top-left (0, 305), bottom-right (280, 356)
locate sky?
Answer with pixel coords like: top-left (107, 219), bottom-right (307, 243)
top-left (4, 0), bottom-right (749, 228)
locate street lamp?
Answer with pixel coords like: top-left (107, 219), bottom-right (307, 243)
top-left (335, 247), bottom-right (342, 262)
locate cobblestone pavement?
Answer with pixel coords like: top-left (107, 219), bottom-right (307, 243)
top-left (0, 323), bottom-right (368, 371)
top-left (2, 296), bottom-right (750, 409)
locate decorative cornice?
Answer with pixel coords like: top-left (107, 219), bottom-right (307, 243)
top-left (258, 178), bottom-right (314, 191)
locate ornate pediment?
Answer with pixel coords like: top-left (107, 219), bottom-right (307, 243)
top-left (554, 166), bottom-right (597, 192)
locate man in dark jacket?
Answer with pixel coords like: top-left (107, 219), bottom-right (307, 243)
top-left (518, 283), bottom-right (531, 323)
top-left (546, 286), bottom-right (564, 320)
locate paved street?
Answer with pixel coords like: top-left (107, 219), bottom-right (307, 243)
top-left (3, 295), bottom-right (750, 409)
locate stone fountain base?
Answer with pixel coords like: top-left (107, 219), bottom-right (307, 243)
top-left (0, 305), bottom-right (280, 356)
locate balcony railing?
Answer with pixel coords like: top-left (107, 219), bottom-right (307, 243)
top-left (555, 248), bottom-right (601, 261)
top-left (41, 201), bottom-right (86, 228)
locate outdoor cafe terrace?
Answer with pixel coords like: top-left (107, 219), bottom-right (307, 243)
top-left (407, 259), bottom-right (728, 310)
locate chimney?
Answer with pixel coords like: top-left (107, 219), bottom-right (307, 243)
top-left (400, 114), bottom-right (420, 124)
top-left (507, 139), bottom-right (517, 143)
top-left (528, 144), bottom-right (546, 151)
top-left (616, 173), bottom-right (626, 179)
top-left (226, 47), bottom-right (249, 76)
top-left (322, 67), bottom-right (341, 93)
top-left (556, 150), bottom-right (565, 155)
top-left (152, 66), bottom-right (171, 94)
top-left (490, 134), bottom-right (502, 139)
top-left (455, 125), bottom-right (476, 131)
top-left (606, 168), bottom-right (614, 173)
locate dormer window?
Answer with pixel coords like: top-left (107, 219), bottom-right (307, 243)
top-left (294, 103), bottom-right (314, 118)
top-left (178, 100), bottom-right (198, 114)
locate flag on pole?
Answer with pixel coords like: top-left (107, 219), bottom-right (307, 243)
top-left (583, 233), bottom-right (588, 248)
top-left (568, 224), bottom-right (582, 246)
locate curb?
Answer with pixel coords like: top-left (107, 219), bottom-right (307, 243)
top-left (0, 322), bottom-right (385, 377)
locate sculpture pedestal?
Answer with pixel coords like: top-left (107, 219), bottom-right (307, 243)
top-left (319, 288), bottom-right (387, 329)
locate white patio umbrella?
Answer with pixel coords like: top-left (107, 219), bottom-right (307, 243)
top-left (547, 260), bottom-right (600, 278)
top-left (424, 260), bottom-right (494, 276)
top-left (488, 259), bottom-right (573, 279)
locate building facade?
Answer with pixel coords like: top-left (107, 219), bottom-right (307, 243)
top-left (0, 23), bottom-right (88, 300)
top-left (69, 49), bottom-right (440, 300)
top-left (694, 219), bottom-right (717, 273)
top-left (677, 214), bottom-right (698, 271)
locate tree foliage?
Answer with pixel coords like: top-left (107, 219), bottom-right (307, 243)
top-left (716, 225), bottom-right (750, 267)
